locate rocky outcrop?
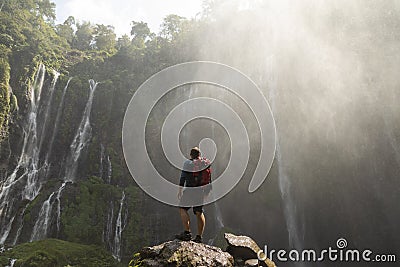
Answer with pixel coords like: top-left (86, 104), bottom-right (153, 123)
top-left (130, 233), bottom-right (276, 267)
top-left (130, 239), bottom-right (234, 266)
top-left (225, 233), bottom-right (276, 267)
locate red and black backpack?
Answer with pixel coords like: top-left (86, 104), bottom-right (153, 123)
top-left (192, 157), bottom-right (212, 187)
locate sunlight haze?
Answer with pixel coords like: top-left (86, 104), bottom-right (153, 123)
top-left (52, 0), bottom-right (203, 36)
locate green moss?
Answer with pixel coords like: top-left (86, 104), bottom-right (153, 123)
top-left (128, 252), bottom-right (143, 267)
top-left (0, 239), bottom-right (123, 267)
top-left (0, 57), bottom-right (10, 140)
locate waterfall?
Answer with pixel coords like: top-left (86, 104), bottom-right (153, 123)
top-left (22, 65), bottom-right (54, 200)
top-left (267, 56), bottom-right (304, 253)
top-left (103, 200), bottom-right (114, 248)
top-left (112, 191), bottom-right (126, 262)
top-left (56, 182), bottom-right (68, 235)
top-left (106, 156), bottom-right (112, 184)
top-left (275, 143), bottom-right (303, 248)
top-left (31, 80), bottom-right (98, 241)
top-left (0, 216), bottom-right (15, 245)
top-left (99, 144), bottom-right (105, 177)
top-left (214, 202), bottom-right (224, 229)
top-left (45, 78), bottom-right (72, 166)
top-left (208, 200), bottom-right (225, 246)
top-left (38, 70), bottom-right (60, 153)
top-left (99, 144), bottom-right (112, 184)
top-left (0, 64), bottom-right (46, 244)
top-left (64, 79), bottom-right (98, 182)
top-left (11, 204), bottom-right (29, 245)
top-left (30, 192), bottom-right (56, 241)
top-left (6, 259), bottom-right (16, 267)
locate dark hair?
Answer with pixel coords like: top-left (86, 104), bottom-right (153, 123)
top-left (190, 147), bottom-right (200, 159)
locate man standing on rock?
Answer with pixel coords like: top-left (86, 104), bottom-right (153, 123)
top-left (176, 147), bottom-right (212, 243)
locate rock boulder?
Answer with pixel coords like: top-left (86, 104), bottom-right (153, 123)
top-left (131, 239), bottom-right (234, 267)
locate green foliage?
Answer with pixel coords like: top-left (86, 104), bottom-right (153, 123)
top-left (130, 21), bottom-right (151, 49)
top-left (160, 14), bottom-right (189, 41)
top-left (94, 24), bottom-right (117, 53)
top-left (0, 239), bottom-right (123, 267)
top-left (56, 16), bottom-right (75, 47)
top-left (61, 180), bottom-right (108, 245)
top-left (58, 178), bottom-right (145, 262)
top-left (73, 21), bottom-right (95, 50)
top-left (0, 57), bottom-right (10, 139)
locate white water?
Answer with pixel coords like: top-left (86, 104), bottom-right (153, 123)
top-left (112, 191), bottom-right (125, 262)
top-left (56, 182), bottom-right (68, 235)
top-left (106, 156), bottom-right (112, 184)
top-left (99, 144), bottom-right (105, 176)
top-left (99, 144), bottom-right (112, 184)
top-left (12, 204), bottom-right (29, 245)
top-left (64, 79), bottom-right (98, 182)
top-left (214, 202), bottom-right (224, 229)
top-left (0, 216), bottom-right (15, 244)
top-left (267, 56), bottom-right (303, 253)
top-left (30, 192), bottom-right (55, 241)
top-left (275, 143), bottom-right (303, 249)
top-left (45, 77), bottom-right (72, 165)
top-left (23, 65), bottom-right (55, 200)
top-left (103, 201), bottom-right (114, 246)
top-left (6, 258), bottom-right (16, 267)
top-left (31, 80), bottom-right (98, 241)
top-left (38, 70), bottom-right (60, 152)
top-left (0, 64), bottom-right (46, 244)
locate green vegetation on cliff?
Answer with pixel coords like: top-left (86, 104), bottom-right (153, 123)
top-left (0, 238), bottom-right (123, 267)
top-left (0, 58), bottom-right (10, 140)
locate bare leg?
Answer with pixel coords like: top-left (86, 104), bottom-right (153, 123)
top-left (195, 211), bottom-right (205, 236)
top-left (180, 208), bottom-right (190, 231)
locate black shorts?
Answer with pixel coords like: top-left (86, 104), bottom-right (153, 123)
top-left (180, 205), bottom-right (203, 214)
top-left (179, 189), bottom-right (204, 214)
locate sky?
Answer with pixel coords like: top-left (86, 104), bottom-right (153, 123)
top-left (52, 0), bottom-right (204, 36)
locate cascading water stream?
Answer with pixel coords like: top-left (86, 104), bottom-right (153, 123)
top-left (44, 78), bottom-right (72, 166)
top-left (267, 56), bottom-right (304, 255)
top-left (64, 79), bottom-right (98, 182)
top-left (31, 80), bottom-right (98, 240)
top-left (0, 64), bottom-right (46, 244)
top-left (56, 181), bottom-right (67, 235)
top-left (112, 191), bottom-right (126, 262)
top-left (208, 200), bottom-right (225, 245)
top-left (99, 144), bottom-right (105, 177)
top-left (214, 202), bottom-right (224, 230)
top-left (103, 200), bottom-right (114, 248)
top-left (23, 66), bottom-right (58, 201)
top-left (6, 258), bottom-right (16, 267)
top-left (0, 216), bottom-right (15, 245)
top-left (30, 192), bottom-right (55, 241)
top-left (106, 156), bottom-right (112, 184)
top-left (38, 70), bottom-right (60, 153)
top-left (11, 204), bottom-right (29, 245)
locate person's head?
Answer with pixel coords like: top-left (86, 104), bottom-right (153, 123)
top-left (190, 147), bottom-right (200, 159)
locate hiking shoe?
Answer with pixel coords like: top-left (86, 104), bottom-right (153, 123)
top-left (192, 235), bottom-right (202, 243)
top-left (175, 231), bottom-right (191, 241)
